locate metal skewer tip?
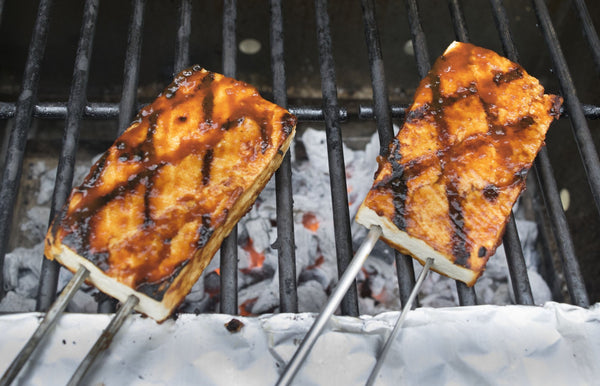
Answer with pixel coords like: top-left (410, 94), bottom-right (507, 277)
top-left (67, 294), bottom-right (139, 386)
top-left (277, 225), bottom-right (383, 386)
top-left (366, 257), bottom-right (434, 386)
top-left (0, 266), bottom-right (90, 386)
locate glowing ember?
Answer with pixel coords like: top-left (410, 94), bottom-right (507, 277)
top-left (239, 297), bottom-right (258, 316)
top-left (241, 238), bottom-right (265, 270)
top-left (302, 212), bottom-right (320, 233)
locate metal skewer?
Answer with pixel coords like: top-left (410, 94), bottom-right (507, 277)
top-left (277, 225), bottom-right (383, 386)
top-left (67, 294), bottom-right (139, 386)
top-left (366, 257), bottom-right (434, 386)
top-left (0, 266), bottom-right (89, 386)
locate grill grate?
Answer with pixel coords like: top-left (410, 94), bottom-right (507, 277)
top-left (0, 0), bottom-right (598, 315)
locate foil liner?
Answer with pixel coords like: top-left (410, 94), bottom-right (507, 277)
top-left (1, 302), bottom-right (599, 385)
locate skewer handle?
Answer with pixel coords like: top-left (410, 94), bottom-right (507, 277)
top-left (366, 257), bottom-right (434, 386)
top-left (0, 266), bottom-right (89, 386)
top-left (277, 226), bottom-right (383, 386)
top-left (67, 294), bottom-right (139, 386)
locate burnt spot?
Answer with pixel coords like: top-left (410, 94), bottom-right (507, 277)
top-left (202, 149), bottom-right (214, 186)
top-left (492, 67), bottom-right (523, 85)
top-left (225, 318), bottom-right (244, 333)
top-left (178, 116), bottom-right (188, 123)
top-left (478, 246), bottom-right (487, 258)
top-left (483, 184), bottom-right (500, 202)
top-left (196, 214), bottom-right (213, 249)
top-left (516, 116), bottom-right (535, 130)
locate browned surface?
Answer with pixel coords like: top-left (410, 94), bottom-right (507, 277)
top-left (46, 66), bottom-right (296, 293)
top-left (361, 42), bottom-right (562, 284)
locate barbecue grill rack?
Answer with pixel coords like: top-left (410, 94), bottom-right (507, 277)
top-left (0, 0), bottom-right (599, 321)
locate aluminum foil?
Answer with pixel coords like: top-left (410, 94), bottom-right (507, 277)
top-left (1, 302), bottom-right (599, 385)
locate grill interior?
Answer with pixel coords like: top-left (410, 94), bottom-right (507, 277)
top-left (0, 0), bottom-right (599, 316)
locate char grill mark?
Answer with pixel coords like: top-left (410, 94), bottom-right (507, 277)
top-left (202, 149), bottom-right (214, 186)
top-left (493, 67), bottom-right (523, 85)
top-left (428, 72), bottom-right (473, 268)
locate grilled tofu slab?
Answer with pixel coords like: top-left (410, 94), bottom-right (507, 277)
top-left (356, 42), bottom-right (561, 286)
top-left (45, 66), bottom-right (296, 321)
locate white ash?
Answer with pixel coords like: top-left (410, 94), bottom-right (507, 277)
top-left (2, 128), bottom-right (552, 316)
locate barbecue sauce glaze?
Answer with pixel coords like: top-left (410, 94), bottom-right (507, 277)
top-left (50, 66), bottom-right (296, 299)
top-left (364, 42), bottom-right (561, 283)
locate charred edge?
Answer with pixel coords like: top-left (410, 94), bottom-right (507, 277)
top-left (202, 149), bottom-right (214, 186)
top-left (83, 151), bottom-right (109, 189)
top-left (374, 139), bottom-right (408, 231)
top-left (550, 95), bottom-right (563, 118)
top-left (147, 111), bottom-right (160, 143)
top-left (135, 259), bottom-right (190, 301)
top-left (281, 113), bottom-right (297, 136)
top-left (404, 105), bottom-right (428, 124)
top-left (260, 122), bottom-right (269, 153)
top-left (196, 214), bottom-right (213, 249)
top-left (164, 84), bottom-right (179, 99)
top-left (493, 67), bottom-right (523, 85)
top-left (478, 246), bottom-right (487, 258)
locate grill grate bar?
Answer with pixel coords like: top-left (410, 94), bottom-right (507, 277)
top-left (572, 0), bottom-right (600, 74)
top-left (314, 0), bottom-right (359, 316)
top-left (447, 0), bottom-right (469, 43)
top-left (0, 0), bottom-right (53, 299)
top-left (490, 0), bottom-right (589, 307)
top-left (270, 0), bottom-right (298, 313)
top-left (2, 101), bottom-right (599, 121)
top-left (360, 0), bottom-right (417, 309)
top-left (404, 0), bottom-right (430, 79)
top-left (174, 0), bottom-right (192, 73)
top-left (36, 0), bottom-right (100, 312)
top-left (532, 0), bottom-right (600, 215)
top-left (117, 0), bottom-right (145, 137)
top-left (0, 0), bottom-right (5, 26)
top-left (219, 0), bottom-right (239, 315)
top-left (503, 214), bottom-right (534, 304)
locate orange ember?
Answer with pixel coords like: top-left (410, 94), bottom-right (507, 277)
top-left (239, 297), bottom-right (258, 316)
top-left (302, 212), bottom-right (320, 233)
top-left (306, 255), bottom-right (325, 270)
top-left (242, 238), bottom-right (265, 269)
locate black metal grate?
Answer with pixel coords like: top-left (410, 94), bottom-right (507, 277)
top-left (0, 0), bottom-right (598, 315)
